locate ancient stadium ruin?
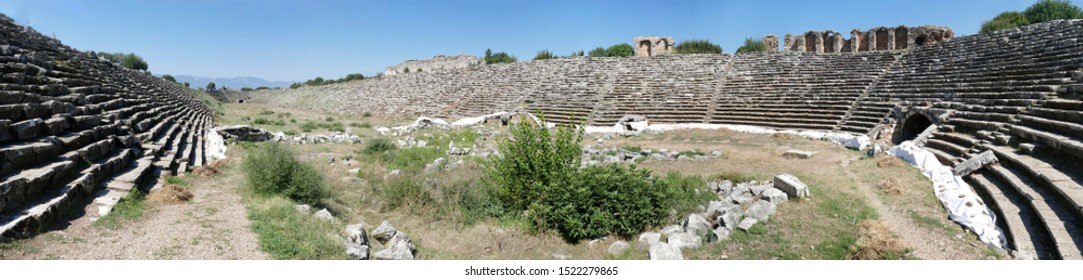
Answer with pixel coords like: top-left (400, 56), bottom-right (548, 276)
top-left (2, 10), bottom-right (1083, 260)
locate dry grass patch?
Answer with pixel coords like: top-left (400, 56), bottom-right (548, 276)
top-left (878, 176), bottom-right (906, 196)
top-left (848, 220), bottom-right (909, 260)
top-left (146, 185), bottom-right (194, 204)
top-left (876, 157), bottom-right (904, 168)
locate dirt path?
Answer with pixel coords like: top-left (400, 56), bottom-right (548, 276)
top-left (0, 173), bottom-right (267, 260)
top-left (841, 155), bottom-right (985, 260)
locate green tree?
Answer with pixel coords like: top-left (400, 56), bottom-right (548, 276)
top-left (981, 11), bottom-right (1031, 33)
top-left (1024, 0), bottom-right (1083, 23)
top-left (735, 37), bottom-right (768, 54)
top-left (206, 82), bottom-right (216, 92)
top-left (485, 51), bottom-right (517, 64)
top-left (122, 53), bottom-right (148, 71)
top-left (674, 39), bottom-right (723, 54)
top-left (162, 74), bottom-right (176, 83)
top-left (588, 47), bottom-right (608, 57)
top-left (605, 43), bottom-right (634, 57)
top-left (183, 82), bottom-right (190, 88)
top-left (533, 49), bottom-right (556, 60)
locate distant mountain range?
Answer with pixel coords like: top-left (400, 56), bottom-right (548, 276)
top-left (165, 75), bottom-right (295, 89)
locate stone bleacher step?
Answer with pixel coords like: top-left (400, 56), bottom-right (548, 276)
top-left (966, 171), bottom-right (1052, 260)
top-left (986, 163), bottom-right (1083, 260)
top-left (90, 154), bottom-right (156, 219)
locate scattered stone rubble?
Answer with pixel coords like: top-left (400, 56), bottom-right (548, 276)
top-left (214, 125), bottom-right (361, 144)
top-left (581, 147), bottom-right (723, 166)
top-left (339, 220), bottom-right (418, 260)
top-left (641, 174), bottom-right (810, 260)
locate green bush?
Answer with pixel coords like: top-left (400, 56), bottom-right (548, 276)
top-left (1024, 0), bottom-right (1083, 23)
top-left (162, 74), bottom-right (176, 83)
top-left (100, 52), bottom-right (149, 71)
top-left (981, 11), bottom-right (1031, 33)
top-left (674, 40), bottom-right (723, 54)
top-left (588, 47), bottom-right (608, 57)
top-left (605, 43), bottom-right (634, 57)
top-left (363, 138), bottom-right (396, 155)
top-left (484, 48), bottom-right (518, 64)
top-left (533, 49), bottom-right (556, 61)
top-left (244, 142), bottom-right (331, 205)
top-left (253, 118), bottom-right (270, 125)
top-left (530, 164), bottom-right (672, 240)
top-left (736, 37), bottom-right (768, 54)
top-left (486, 116), bottom-right (583, 212)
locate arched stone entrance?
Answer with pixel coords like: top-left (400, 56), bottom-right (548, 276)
top-left (895, 113), bottom-right (934, 144)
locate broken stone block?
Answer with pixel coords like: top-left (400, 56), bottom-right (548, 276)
top-left (762, 188), bottom-right (789, 204)
top-left (737, 218), bottom-right (759, 231)
top-left (648, 242), bottom-right (683, 260)
top-left (667, 232), bottom-right (702, 250)
top-left (744, 200), bottom-right (777, 222)
top-left (783, 149), bottom-right (816, 159)
top-left (774, 173), bottom-right (810, 198)
top-left (952, 150), bottom-right (997, 176)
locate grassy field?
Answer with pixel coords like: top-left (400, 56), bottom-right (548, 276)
top-left (203, 100), bottom-right (993, 260)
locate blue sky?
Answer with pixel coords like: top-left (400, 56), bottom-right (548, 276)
top-left (0, 0), bottom-right (1051, 82)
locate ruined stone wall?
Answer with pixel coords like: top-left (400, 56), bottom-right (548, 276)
top-left (383, 54), bottom-right (482, 76)
top-left (0, 14), bottom-right (214, 238)
top-left (770, 25), bottom-right (953, 53)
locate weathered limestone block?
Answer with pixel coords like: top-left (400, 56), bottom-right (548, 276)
top-left (681, 213), bottom-right (711, 237)
top-left (774, 173), bottom-right (810, 198)
top-left (953, 150), bottom-right (998, 176)
top-left (783, 149), bottom-right (816, 159)
top-left (744, 200), bottom-right (777, 222)
top-left (372, 220), bottom-right (397, 244)
top-left (667, 232), bottom-right (702, 250)
top-left (648, 242), bottom-right (683, 260)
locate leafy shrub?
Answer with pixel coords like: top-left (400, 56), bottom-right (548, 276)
top-left (605, 43), bottom-right (634, 57)
top-left (484, 48), bottom-right (518, 64)
top-left (362, 112), bottom-right (372, 118)
top-left (100, 52), bottom-right (149, 71)
top-left (244, 142), bottom-right (331, 205)
top-left (253, 118), bottom-right (270, 125)
top-left (162, 74), bottom-right (176, 83)
top-left (530, 164), bottom-right (672, 240)
top-left (483, 116), bottom-right (708, 240)
top-left (674, 40), bottom-right (723, 54)
top-left (588, 47), bottom-right (608, 57)
top-left (533, 49), bottom-right (556, 61)
top-left (981, 11), bottom-right (1031, 33)
top-left (736, 37), bottom-right (768, 54)
top-left (363, 138), bottom-right (396, 155)
top-left (1024, 0), bottom-right (1083, 23)
top-left (486, 116), bottom-right (583, 211)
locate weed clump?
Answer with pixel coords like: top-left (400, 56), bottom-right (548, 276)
top-left (244, 142), bottom-right (330, 205)
top-left (484, 116), bottom-right (708, 240)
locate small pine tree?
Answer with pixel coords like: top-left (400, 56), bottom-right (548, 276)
top-left (533, 49), bottom-right (556, 61)
top-left (206, 82), bottom-right (216, 92)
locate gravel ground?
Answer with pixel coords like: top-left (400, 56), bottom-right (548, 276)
top-left (0, 173), bottom-right (267, 260)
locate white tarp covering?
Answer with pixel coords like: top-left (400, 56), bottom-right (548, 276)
top-left (889, 141), bottom-right (1007, 249)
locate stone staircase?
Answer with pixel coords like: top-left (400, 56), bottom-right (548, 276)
top-left (0, 15), bottom-right (213, 239)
